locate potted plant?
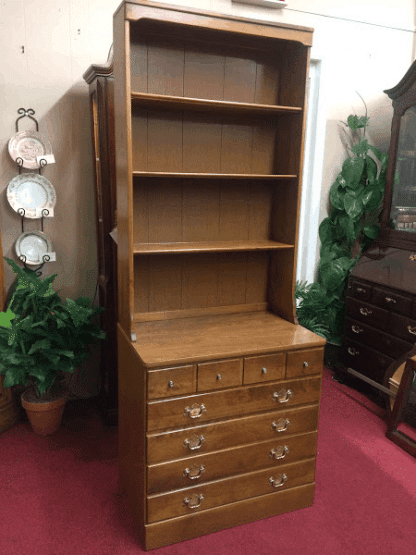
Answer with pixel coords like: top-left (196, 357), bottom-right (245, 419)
top-left (0, 258), bottom-right (106, 435)
top-left (296, 105), bottom-right (388, 365)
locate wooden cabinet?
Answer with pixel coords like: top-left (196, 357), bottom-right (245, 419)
top-left (113, 0), bottom-right (324, 549)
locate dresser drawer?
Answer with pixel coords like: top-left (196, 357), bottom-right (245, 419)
top-left (349, 280), bottom-right (372, 302)
top-left (372, 286), bottom-right (413, 316)
top-left (390, 313), bottom-right (416, 343)
top-left (148, 365), bottom-right (197, 399)
top-left (345, 318), bottom-right (413, 360)
top-left (197, 358), bottom-right (243, 392)
top-left (243, 353), bottom-right (285, 384)
top-left (342, 340), bottom-right (393, 383)
top-left (346, 297), bottom-right (388, 331)
top-left (147, 457), bottom-right (316, 523)
top-left (147, 376), bottom-right (322, 432)
top-left (147, 430), bottom-right (318, 494)
top-left (286, 348), bottom-right (324, 378)
top-left (147, 404), bottom-right (320, 464)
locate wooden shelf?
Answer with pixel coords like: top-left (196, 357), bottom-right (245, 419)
top-left (132, 311), bottom-right (325, 368)
top-left (133, 240), bottom-right (294, 255)
top-left (131, 91), bottom-right (302, 116)
top-left (132, 171), bottom-right (297, 180)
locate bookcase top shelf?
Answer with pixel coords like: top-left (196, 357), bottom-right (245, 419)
top-left (132, 172), bottom-right (297, 180)
top-left (132, 240), bottom-right (294, 255)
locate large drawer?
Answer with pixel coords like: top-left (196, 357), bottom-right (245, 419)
top-left (342, 339), bottom-right (393, 383)
top-left (147, 376), bottom-right (322, 432)
top-left (147, 430), bottom-right (318, 494)
top-left (147, 404), bottom-right (320, 464)
top-left (390, 313), bottom-right (416, 343)
top-left (346, 297), bottom-right (388, 331)
top-left (147, 457), bottom-right (316, 523)
top-left (344, 318), bottom-right (413, 360)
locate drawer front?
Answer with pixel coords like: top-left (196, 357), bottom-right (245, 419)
top-left (371, 286), bottom-right (413, 316)
top-left (286, 348), bottom-right (324, 379)
top-left (342, 340), bottom-right (393, 383)
top-left (147, 457), bottom-right (316, 523)
top-left (243, 353), bottom-right (285, 385)
top-left (147, 404), bottom-right (320, 464)
top-left (197, 358), bottom-right (243, 392)
top-left (147, 376), bottom-right (322, 432)
top-left (147, 431), bottom-right (318, 494)
top-left (346, 297), bottom-right (388, 331)
top-left (390, 313), bottom-right (416, 343)
top-left (350, 280), bottom-right (372, 302)
top-left (148, 365), bottom-right (196, 399)
top-left (345, 318), bottom-right (413, 360)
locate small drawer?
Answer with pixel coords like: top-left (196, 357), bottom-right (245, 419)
top-left (147, 457), bottom-right (316, 523)
top-left (197, 359), bottom-right (243, 392)
top-left (148, 365), bottom-right (197, 399)
top-left (243, 353), bottom-right (285, 385)
top-left (147, 430), bottom-right (318, 494)
top-left (286, 348), bottom-right (324, 379)
top-left (371, 287), bottom-right (413, 316)
top-left (350, 280), bottom-right (372, 302)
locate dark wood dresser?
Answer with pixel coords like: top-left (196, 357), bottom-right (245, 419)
top-left (341, 60), bottom-right (416, 396)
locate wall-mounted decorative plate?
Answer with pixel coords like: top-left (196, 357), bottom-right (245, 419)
top-left (7, 173), bottom-right (56, 219)
top-left (15, 231), bottom-right (54, 266)
top-left (8, 130), bottom-right (53, 169)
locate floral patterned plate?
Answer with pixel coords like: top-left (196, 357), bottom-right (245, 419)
top-left (7, 173), bottom-right (56, 219)
top-left (8, 130), bottom-right (53, 169)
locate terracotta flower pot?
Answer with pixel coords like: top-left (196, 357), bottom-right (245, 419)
top-left (21, 391), bottom-right (67, 436)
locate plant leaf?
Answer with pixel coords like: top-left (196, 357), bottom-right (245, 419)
top-left (342, 157), bottom-right (365, 189)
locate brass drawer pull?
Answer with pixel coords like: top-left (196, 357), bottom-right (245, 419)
top-left (269, 473), bottom-right (288, 488)
top-left (351, 325), bottom-right (363, 334)
top-left (385, 297), bottom-right (396, 304)
top-left (183, 435), bottom-right (205, 451)
top-left (183, 465), bottom-right (205, 480)
top-left (348, 347), bottom-right (359, 356)
top-left (271, 418), bottom-right (291, 432)
top-left (356, 287), bottom-right (366, 293)
top-left (183, 493), bottom-right (204, 509)
top-left (272, 389), bottom-right (293, 403)
top-left (407, 325), bottom-right (416, 336)
top-left (184, 403), bottom-right (206, 418)
top-left (270, 445), bottom-right (289, 460)
top-left (359, 307), bottom-right (372, 316)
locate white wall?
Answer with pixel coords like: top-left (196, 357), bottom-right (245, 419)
top-left (0, 0), bottom-right (415, 297)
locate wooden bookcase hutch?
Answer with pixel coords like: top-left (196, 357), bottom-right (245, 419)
top-left (112, 0), bottom-right (325, 549)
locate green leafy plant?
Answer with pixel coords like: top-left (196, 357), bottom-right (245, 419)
top-left (0, 258), bottom-right (106, 397)
top-left (297, 106), bottom-right (388, 345)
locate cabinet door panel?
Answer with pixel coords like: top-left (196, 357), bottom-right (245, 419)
top-left (147, 431), bottom-right (318, 493)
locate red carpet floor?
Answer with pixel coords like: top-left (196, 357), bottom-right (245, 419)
top-left (1, 369), bottom-right (416, 555)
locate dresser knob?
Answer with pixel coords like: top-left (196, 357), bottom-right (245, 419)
top-left (261, 367), bottom-right (267, 374)
top-left (183, 435), bottom-right (205, 451)
top-left (303, 361), bottom-right (309, 368)
top-left (168, 380), bottom-right (175, 388)
top-left (183, 493), bottom-right (204, 509)
top-left (183, 465), bottom-right (205, 480)
top-left (216, 373), bottom-right (222, 380)
top-left (270, 445), bottom-right (289, 460)
top-left (271, 418), bottom-right (291, 432)
top-left (272, 389), bottom-right (293, 403)
top-left (269, 473), bottom-right (288, 488)
top-left (184, 403), bottom-right (207, 418)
